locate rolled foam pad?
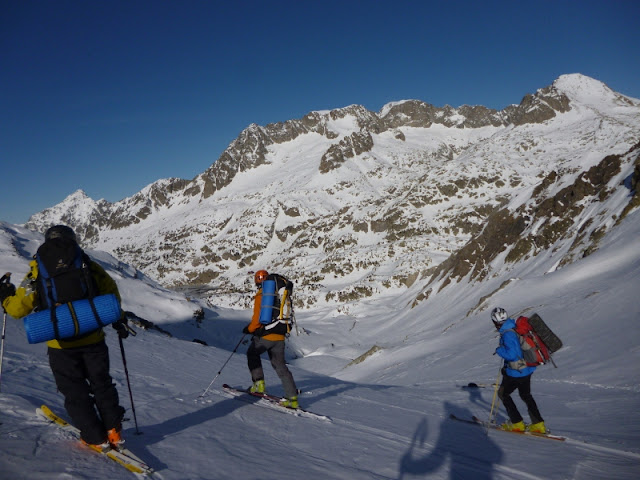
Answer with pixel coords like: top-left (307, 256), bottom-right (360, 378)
top-left (259, 279), bottom-right (277, 325)
top-left (23, 294), bottom-right (121, 344)
top-left (529, 313), bottom-right (563, 353)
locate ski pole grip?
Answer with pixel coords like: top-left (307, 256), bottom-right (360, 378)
top-left (0, 273), bottom-right (10, 284)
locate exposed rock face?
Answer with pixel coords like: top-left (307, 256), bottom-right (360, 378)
top-left (320, 131), bottom-right (375, 173)
top-left (427, 142), bottom-right (640, 292)
top-left (508, 85), bottom-right (572, 125)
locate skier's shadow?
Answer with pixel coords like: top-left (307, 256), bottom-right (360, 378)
top-left (397, 402), bottom-right (503, 480)
top-left (124, 396), bottom-right (243, 471)
top-left (462, 384), bottom-right (495, 410)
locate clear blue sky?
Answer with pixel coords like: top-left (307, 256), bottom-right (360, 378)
top-left (2, 0), bottom-right (639, 224)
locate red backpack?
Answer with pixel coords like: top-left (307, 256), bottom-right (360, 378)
top-left (510, 316), bottom-right (552, 368)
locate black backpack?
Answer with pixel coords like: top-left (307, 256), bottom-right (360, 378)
top-left (35, 237), bottom-right (101, 338)
top-left (35, 238), bottom-right (97, 307)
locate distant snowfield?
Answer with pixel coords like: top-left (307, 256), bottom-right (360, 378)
top-left (1, 207), bottom-right (639, 479)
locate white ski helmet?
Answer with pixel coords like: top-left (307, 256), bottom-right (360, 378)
top-left (491, 307), bottom-right (508, 328)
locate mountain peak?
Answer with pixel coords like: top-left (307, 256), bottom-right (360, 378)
top-left (554, 73), bottom-right (609, 93)
top-left (552, 73), bottom-right (638, 106)
top-left (65, 189), bottom-right (90, 201)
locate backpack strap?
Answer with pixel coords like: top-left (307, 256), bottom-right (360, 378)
top-left (80, 257), bottom-right (105, 329)
top-left (87, 297), bottom-right (105, 328)
top-left (39, 264), bottom-right (62, 339)
top-left (80, 254), bottom-right (98, 299)
top-left (279, 288), bottom-right (289, 320)
top-left (48, 299), bottom-right (61, 340)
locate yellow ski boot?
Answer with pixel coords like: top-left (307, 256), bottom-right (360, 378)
top-left (280, 396), bottom-right (299, 409)
top-left (250, 379), bottom-right (265, 394)
top-left (527, 421), bottom-right (546, 433)
top-left (501, 420), bottom-right (525, 432)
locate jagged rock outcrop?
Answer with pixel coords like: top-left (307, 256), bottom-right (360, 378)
top-left (426, 142), bottom-right (640, 292)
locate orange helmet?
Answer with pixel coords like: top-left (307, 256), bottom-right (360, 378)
top-left (254, 269), bottom-right (269, 285)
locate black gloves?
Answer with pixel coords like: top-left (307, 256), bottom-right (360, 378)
top-left (242, 325), bottom-right (250, 334)
top-left (112, 317), bottom-right (130, 339)
top-left (0, 281), bottom-right (16, 304)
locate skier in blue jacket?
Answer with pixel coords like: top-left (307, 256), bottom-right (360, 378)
top-left (492, 307), bottom-right (546, 433)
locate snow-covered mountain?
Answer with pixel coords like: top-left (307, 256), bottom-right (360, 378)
top-left (24, 74), bottom-right (640, 317)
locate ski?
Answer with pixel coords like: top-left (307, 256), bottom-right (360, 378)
top-left (449, 414), bottom-right (565, 441)
top-left (222, 384), bottom-right (331, 422)
top-left (36, 405), bottom-right (155, 476)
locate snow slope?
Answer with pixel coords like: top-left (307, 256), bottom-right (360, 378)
top-left (1, 207), bottom-right (639, 479)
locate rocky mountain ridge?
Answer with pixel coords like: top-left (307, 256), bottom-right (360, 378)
top-left (25, 74), bottom-right (640, 312)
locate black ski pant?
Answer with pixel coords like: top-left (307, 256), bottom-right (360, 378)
top-left (48, 340), bottom-right (124, 444)
top-left (247, 336), bottom-right (298, 399)
top-left (498, 373), bottom-right (543, 425)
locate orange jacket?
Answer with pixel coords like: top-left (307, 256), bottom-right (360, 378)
top-left (246, 289), bottom-right (285, 341)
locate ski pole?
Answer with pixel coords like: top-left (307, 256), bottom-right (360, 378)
top-left (486, 363), bottom-right (503, 434)
top-left (199, 334), bottom-right (246, 398)
top-left (292, 310), bottom-right (300, 336)
top-left (0, 273), bottom-right (11, 394)
top-left (118, 335), bottom-right (141, 435)
top-left (0, 311), bottom-right (7, 394)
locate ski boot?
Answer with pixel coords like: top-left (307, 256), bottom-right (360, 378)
top-left (527, 421), bottom-right (546, 434)
top-left (250, 379), bottom-right (265, 394)
top-left (107, 427), bottom-right (125, 448)
top-left (280, 396), bottom-right (299, 409)
top-left (501, 420), bottom-right (525, 432)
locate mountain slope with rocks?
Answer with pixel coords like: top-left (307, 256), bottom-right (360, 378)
top-left (24, 74), bottom-right (640, 312)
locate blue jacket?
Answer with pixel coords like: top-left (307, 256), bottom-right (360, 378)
top-left (495, 318), bottom-right (536, 377)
